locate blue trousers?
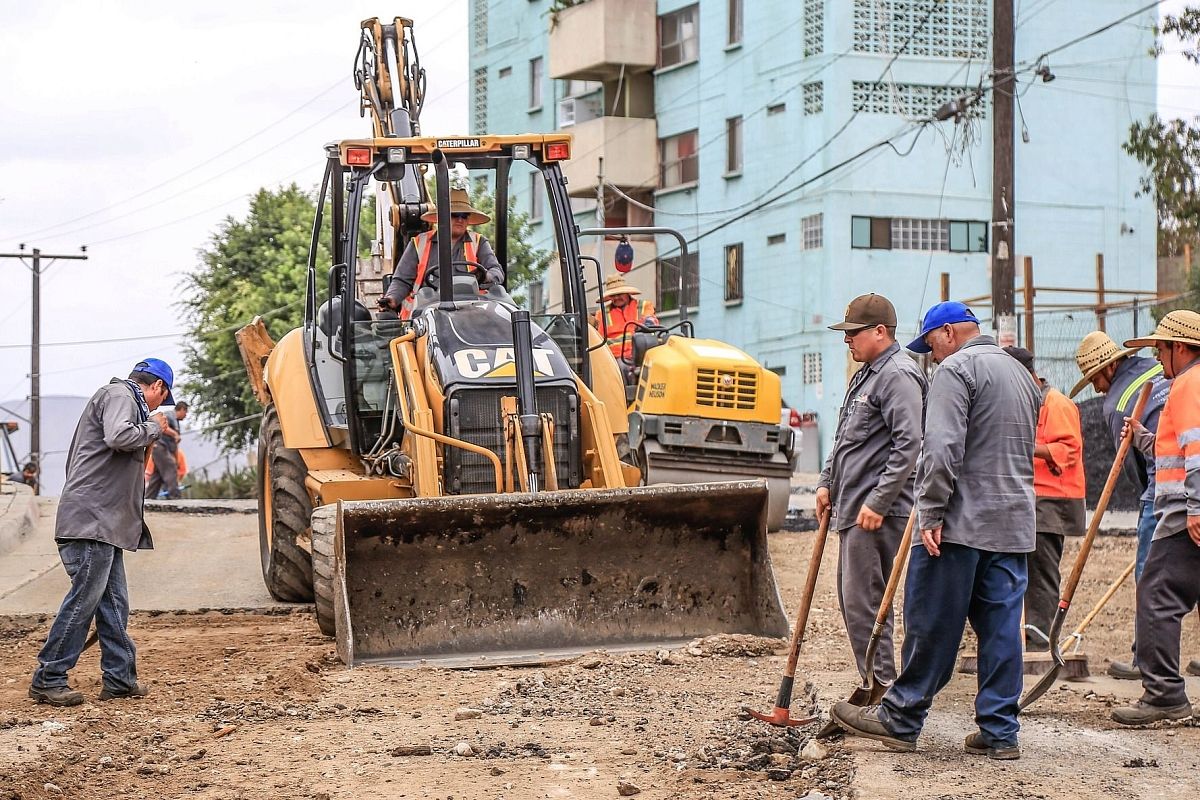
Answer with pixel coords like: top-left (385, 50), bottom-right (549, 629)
top-left (32, 540), bottom-right (138, 693)
top-left (1135, 499), bottom-right (1156, 581)
top-left (880, 543), bottom-right (1027, 746)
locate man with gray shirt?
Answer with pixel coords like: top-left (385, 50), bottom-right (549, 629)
top-left (832, 302), bottom-right (1040, 760)
top-left (818, 294), bottom-right (926, 686)
top-left (146, 400), bottom-right (187, 500)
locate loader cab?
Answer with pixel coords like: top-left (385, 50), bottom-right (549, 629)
top-left (303, 134), bottom-right (592, 464)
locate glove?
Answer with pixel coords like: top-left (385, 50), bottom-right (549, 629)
top-left (377, 295), bottom-right (397, 310)
top-left (485, 267), bottom-right (504, 286)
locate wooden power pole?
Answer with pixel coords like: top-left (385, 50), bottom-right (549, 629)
top-left (0, 246), bottom-right (88, 491)
top-left (991, 0), bottom-right (1016, 346)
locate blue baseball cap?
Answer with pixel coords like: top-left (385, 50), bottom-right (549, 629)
top-left (907, 301), bottom-right (979, 353)
top-left (133, 358), bottom-right (176, 405)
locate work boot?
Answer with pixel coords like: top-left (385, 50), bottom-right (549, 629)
top-left (1186, 659), bottom-right (1200, 677)
top-left (98, 681), bottom-right (151, 701)
top-left (1111, 699), bottom-right (1192, 726)
top-left (28, 685), bottom-right (85, 707)
top-left (829, 702), bottom-right (916, 752)
top-left (963, 731), bottom-right (1020, 760)
top-left (1107, 660), bottom-right (1142, 680)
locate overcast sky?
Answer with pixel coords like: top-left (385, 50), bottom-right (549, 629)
top-left (0, 1), bottom-right (1196, 416)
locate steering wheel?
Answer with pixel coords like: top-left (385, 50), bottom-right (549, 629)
top-left (423, 259), bottom-right (493, 287)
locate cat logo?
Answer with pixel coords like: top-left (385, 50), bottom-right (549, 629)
top-left (453, 347), bottom-right (557, 379)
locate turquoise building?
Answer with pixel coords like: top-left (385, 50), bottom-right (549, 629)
top-left (468, 0), bottom-right (1158, 456)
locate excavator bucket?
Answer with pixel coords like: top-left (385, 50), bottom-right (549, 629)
top-left (321, 480), bottom-right (788, 668)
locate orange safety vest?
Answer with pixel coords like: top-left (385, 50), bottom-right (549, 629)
top-left (1033, 386), bottom-right (1085, 500)
top-left (595, 300), bottom-right (656, 361)
top-left (1153, 361), bottom-right (1200, 531)
top-left (402, 230), bottom-right (479, 319)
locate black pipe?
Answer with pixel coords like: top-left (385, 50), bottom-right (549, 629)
top-left (495, 159), bottom-right (509, 284)
top-left (432, 150), bottom-right (454, 307)
top-left (510, 310), bottom-right (543, 492)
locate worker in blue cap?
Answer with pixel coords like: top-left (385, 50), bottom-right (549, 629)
top-left (831, 301), bottom-right (1041, 760)
top-left (29, 358), bottom-right (176, 707)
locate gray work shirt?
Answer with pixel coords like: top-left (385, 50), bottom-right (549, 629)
top-left (382, 231), bottom-right (503, 305)
top-left (819, 342), bottom-right (928, 530)
top-left (156, 407), bottom-right (181, 455)
top-left (54, 380), bottom-right (161, 551)
top-left (915, 335), bottom-right (1041, 553)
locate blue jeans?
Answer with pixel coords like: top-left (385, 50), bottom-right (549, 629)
top-left (880, 543), bottom-right (1027, 746)
top-left (1135, 499), bottom-right (1156, 581)
top-left (32, 540), bottom-right (138, 692)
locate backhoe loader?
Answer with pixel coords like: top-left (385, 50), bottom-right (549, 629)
top-left (235, 16), bottom-right (787, 667)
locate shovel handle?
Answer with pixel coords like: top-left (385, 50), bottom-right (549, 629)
top-left (783, 510), bottom-right (831, 678)
top-left (873, 507), bottom-right (918, 629)
top-left (1059, 382), bottom-right (1152, 610)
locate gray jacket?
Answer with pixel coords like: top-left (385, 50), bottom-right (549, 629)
top-left (383, 231), bottom-right (503, 305)
top-left (915, 335), bottom-right (1041, 553)
top-left (55, 380), bottom-right (162, 551)
top-left (819, 342), bottom-right (927, 530)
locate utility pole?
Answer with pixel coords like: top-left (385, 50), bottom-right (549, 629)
top-left (991, 0), bottom-right (1016, 346)
top-left (0, 245), bottom-right (88, 493)
top-left (596, 157), bottom-right (606, 270)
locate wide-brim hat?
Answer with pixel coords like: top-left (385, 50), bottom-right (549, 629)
top-left (1123, 309), bottom-right (1200, 349)
top-left (602, 274), bottom-right (641, 300)
top-left (1068, 331), bottom-right (1140, 398)
top-left (420, 187), bottom-right (490, 225)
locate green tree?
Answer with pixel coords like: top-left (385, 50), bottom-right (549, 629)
top-left (469, 183), bottom-right (552, 305)
top-left (1123, 9), bottom-right (1200, 257)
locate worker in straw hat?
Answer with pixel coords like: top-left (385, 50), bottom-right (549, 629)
top-left (378, 187), bottom-right (505, 318)
top-left (595, 274), bottom-right (658, 371)
top-left (1069, 330), bottom-right (1169, 680)
top-left (1112, 310), bottom-right (1200, 725)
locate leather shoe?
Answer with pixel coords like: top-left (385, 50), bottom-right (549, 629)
top-left (964, 731), bottom-right (1020, 760)
top-left (1107, 660), bottom-right (1142, 680)
top-left (829, 702), bottom-right (916, 752)
top-left (28, 685), bottom-right (84, 707)
top-left (1111, 699), bottom-right (1192, 726)
top-left (98, 681), bottom-right (151, 701)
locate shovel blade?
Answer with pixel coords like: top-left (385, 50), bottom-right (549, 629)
top-left (1019, 607), bottom-right (1068, 711)
top-left (816, 683), bottom-right (878, 739)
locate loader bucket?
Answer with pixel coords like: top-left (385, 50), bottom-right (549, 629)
top-left (328, 480), bottom-right (788, 668)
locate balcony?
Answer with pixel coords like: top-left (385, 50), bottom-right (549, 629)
top-left (561, 116), bottom-right (657, 198)
top-left (548, 0), bottom-right (657, 82)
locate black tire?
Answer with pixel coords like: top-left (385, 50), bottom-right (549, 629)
top-left (310, 505), bottom-right (336, 637)
top-left (257, 406), bottom-right (314, 602)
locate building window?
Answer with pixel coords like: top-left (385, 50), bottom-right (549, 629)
top-left (529, 172), bottom-right (543, 223)
top-left (659, 129), bottom-right (699, 189)
top-left (658, 251), bottom-right (700, 312)
top-left (803, 82), bottom-right (823, 115)
top-left (767, 233), bottom-right (786, 245)
top-left (767, 102), bottom-right (786, 116)
top-left (852, 81), bottom-right (987, 118)
top-left (851, 216), bottom-right (988, 252)
top-left (529, 57), bottom-right (543, 110)
top-left (725, 244), bottom-right (743, 302)
top-left (472, 67), bottom-right (488, 134)
top-left (659, 5), bottom-right (699, 69)
top-left (728, 0), bottom-right (743, 45)
top-left (852, 0), bottom-right (988, 60)
top-left (498, 66), bottom-right (512, 79)
top-left (803, 352), bottom-right (823, 385)
top-left (801, 213), bottom-right (823, 250)
top-left (804, 0), bottom-right (824, 56)
top-left (725, 116), bottom-right (742, 175)
top-left (557, 80), bottom-right (603, 127)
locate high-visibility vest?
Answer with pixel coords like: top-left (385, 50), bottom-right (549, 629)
top-left (402, 230), bottom-right (479, 319)
top-left (1153, 361), bottom-right (1200, 525)
top-left (595, 300), bottom-right (656, 360)
top-left (1033, 386), bottom-right (1085, 500)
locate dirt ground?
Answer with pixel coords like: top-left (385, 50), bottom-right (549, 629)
top-left (2, 529), bottom-right (1199, 799)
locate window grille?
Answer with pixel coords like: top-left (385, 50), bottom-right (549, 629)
top-left (472, 0), bottom-right (488, 50)
top-left (804, 0), bottom-right (824, 56)
top-left (803, 352), bottom-right (823, 385)
top-left (801, 213), bottom-right (823, 250)
top-left (472, 67), bottom-right (488, 133)
top-left (852, 0), bottom-right (988, 59)
top-left (803, 82), bottom-right (824, 115)
top-left (851, 81), bottom-right (987, 118)
top-left (891, 218), bottom-right (949, 251)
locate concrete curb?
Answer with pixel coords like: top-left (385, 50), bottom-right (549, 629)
top-left (0, 483), bottom-right (38, 556)
top-left (144, 499), bottom-right (257, 515)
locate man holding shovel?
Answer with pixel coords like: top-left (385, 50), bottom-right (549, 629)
top-left (831, 301), bottom-right (1040, 759)
top-left (1111, 310), bottom-right (1200, 726)
top-left (817, 294), bottom-right (926, 687)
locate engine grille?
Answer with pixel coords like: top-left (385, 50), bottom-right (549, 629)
top-left (695, 368), bottom-right (758, 410)
top-left (444, 385), bottom-right (581, 495)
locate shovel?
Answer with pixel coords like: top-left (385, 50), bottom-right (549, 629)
top-left (1020, 381), bottom-right (1152, 710)
top-left (746, 509), bottom-right (831, 727)
top-left (818, 507), bottom-right (917, 738)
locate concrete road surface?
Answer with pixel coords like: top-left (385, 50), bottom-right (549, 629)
top-left (0, 500), bottom-right (291, 614)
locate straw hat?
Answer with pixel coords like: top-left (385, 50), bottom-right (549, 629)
top-left (1068, 331), bottom-right (1140, 398)
top-left (602, 273), bottom-right (641, 301)
top-left (420, 187), bottom-right (490, 225)
top-left (1124, 310), bottom-right (1200, 350)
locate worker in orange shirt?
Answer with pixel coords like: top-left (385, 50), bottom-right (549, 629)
top-left (595, 274), bottom-right (657, 382)
top-left (1005, 347), bottom-right (1085, 651)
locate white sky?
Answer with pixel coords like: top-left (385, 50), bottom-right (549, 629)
top-left (0, 1), bottom-right (1196, 413)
